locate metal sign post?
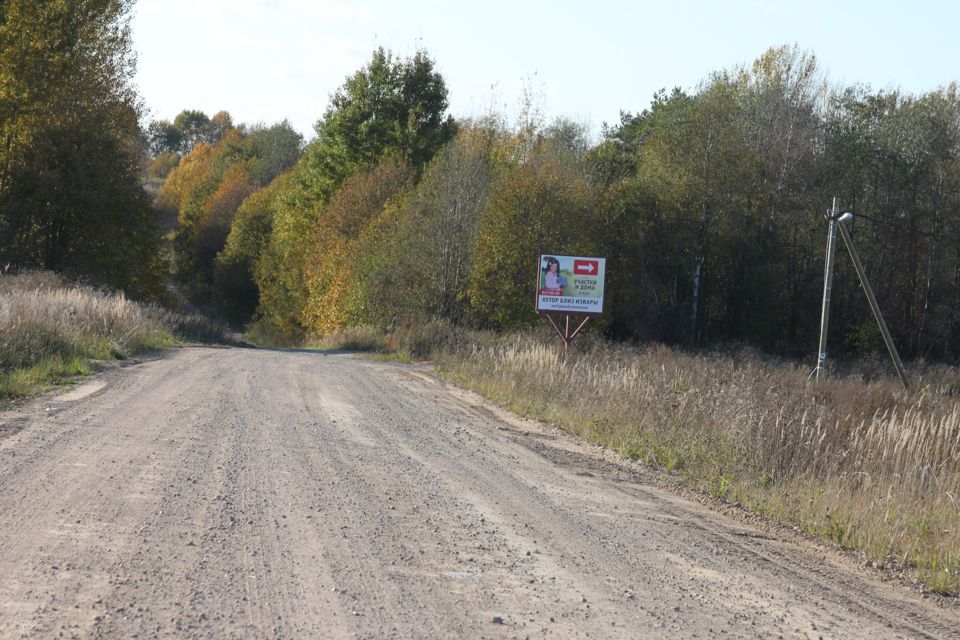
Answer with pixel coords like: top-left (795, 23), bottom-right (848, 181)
top-left (534, 254), bottom-right (606, 357)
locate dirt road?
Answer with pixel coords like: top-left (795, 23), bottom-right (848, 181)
top-left (0, 347), bottom-right (957, 639)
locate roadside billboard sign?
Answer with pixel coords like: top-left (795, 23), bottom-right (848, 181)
top-left (535, 254), bottom-right (606, 315)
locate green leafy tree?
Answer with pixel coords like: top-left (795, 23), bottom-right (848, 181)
top-left (822, 85), bottom-right (960, 357)
top-left (146, 151), bottom-right (181, 183)
top-left (304, 47), bottom-right (456, 196)
top-left (208, 110), bottom-right (234, 145)
top-left (214, 172), bottom-right (294, 323)
top-left (344, 124), bottom-right (504, 329)
top-left (300, 156), bottom-right (412, 334)
top-left (173, 109), bottom-right (212, 154)
top-left (635, 71), bottom-right (761, 343)
top-left (243, 120), bottom-right (303, 186)
top-left (253, 180), bottom-right (317, 336)
top-left (254, 47), bottom-right (455, 334)
top-left (147, 119), bottom-right (182, 156)
top-left (398, 125), bottom-right (501, 322)
top-left (469, 147), bottom-right (600, 329)
top-left (160, 119), bottom-right (304, 313)
top-left (0, 0), bottom-right (162, 296)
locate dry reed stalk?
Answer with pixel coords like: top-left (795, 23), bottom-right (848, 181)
top-left (433, 333), bottom-right (960, 593)
top-left (1, 272), bottom-right (225, 397)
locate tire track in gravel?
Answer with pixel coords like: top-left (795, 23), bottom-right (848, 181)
top-left (0, 347), bottom-right (958, 639)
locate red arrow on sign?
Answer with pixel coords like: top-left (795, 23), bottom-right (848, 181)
top-left (574, 259), bottom-right (599, 275)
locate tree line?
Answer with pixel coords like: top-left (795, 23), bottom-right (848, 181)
top-left (3, 2), bottom-right (959, 360)
top-left (0, 0), bottom-right (161, 296)
top-left (157, 45), bottom-right (960, 359)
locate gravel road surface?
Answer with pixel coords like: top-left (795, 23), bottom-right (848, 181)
top-left (0, 347), bottom-right (957, 639)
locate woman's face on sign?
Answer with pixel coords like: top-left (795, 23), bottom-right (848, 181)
top-left (549, 262), bottom-right (558, 273)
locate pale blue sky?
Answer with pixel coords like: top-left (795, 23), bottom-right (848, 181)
top-left (131, 0), bottom-right (959, 139)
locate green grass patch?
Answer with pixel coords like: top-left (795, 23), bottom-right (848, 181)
top-left (0, 354), bottom-right (98, 400)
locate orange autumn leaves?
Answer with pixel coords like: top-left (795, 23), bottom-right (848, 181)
top-left (302, 158), bottom-right (412, 334)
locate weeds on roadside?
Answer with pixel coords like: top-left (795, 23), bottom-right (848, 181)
top-left (0, 271), bottom-right (227, 401)
top-left (429, 332), bottom-right (960, 595)
top-left (243, 320), bottom-right (304, 349)
top-left (297, 320), bottom-right (479, 362)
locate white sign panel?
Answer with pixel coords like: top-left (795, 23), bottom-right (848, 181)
top-left (536, 255), bottom-right (606, 315)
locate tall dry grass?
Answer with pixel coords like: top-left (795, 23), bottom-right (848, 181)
top-left (293, 320), bottom-right (471, 360)
top-left (432, 332), bottom-right (960, 594)
top-left (0, 271), bottom-right (226, 399)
